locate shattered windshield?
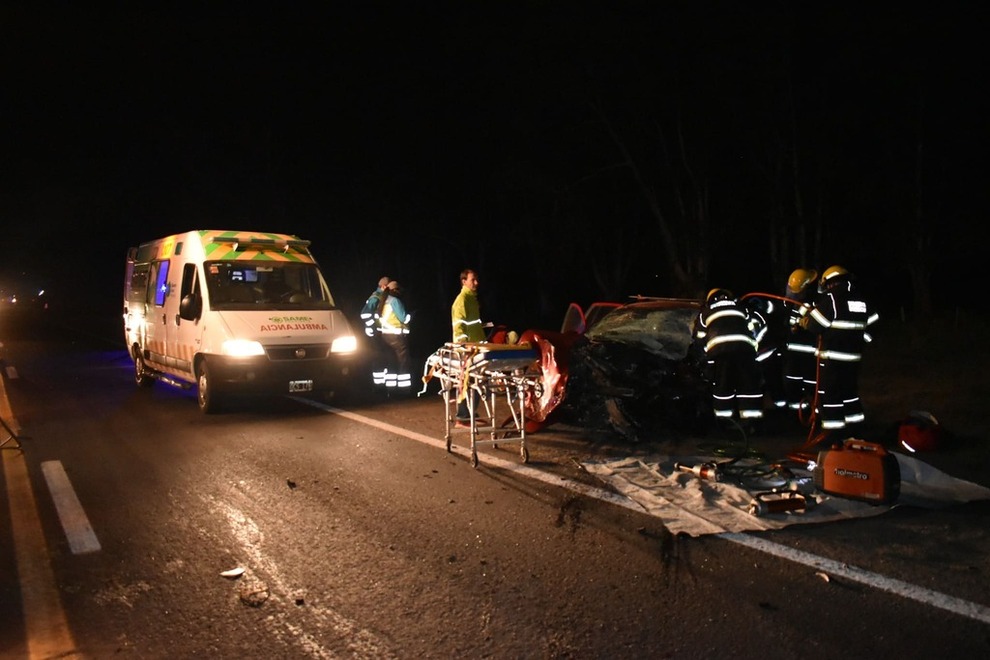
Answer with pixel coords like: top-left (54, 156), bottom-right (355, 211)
top-left (204, 261), bottom-right (335, 311)
top-left (585, 305), bottom-right (698, 360)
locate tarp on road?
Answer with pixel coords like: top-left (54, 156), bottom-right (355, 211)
top-left (582, 453), bottom-right (990, 537)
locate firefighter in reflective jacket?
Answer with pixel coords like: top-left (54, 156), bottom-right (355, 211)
top-left (695, 289), bottom-right (764, 426)
top-left (745, 295), bottom-right (785, 410)
top-left (801, 265), bottom-right (879, 432)
top-left (379, 280), bottom-right (412, 390)
top-left (783, 268), bottom-right (819, 411)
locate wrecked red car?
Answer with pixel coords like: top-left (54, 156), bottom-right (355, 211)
top-left (520, 298), bottom-right (713, 440)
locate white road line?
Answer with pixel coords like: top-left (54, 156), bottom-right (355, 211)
top-left (41, 460), bottom-right (102, 554)
top-left (303, 399), bottom-right (990, 626)
top-left (2, 376), bottom-right (79, 656)
top-left (720, 532), bottom-right (990, 625)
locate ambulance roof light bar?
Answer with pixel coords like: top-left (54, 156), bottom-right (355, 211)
top-left (215, 236), bottom-right (312, 253)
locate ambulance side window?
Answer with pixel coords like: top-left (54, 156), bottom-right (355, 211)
top-left (128, 264), bottom-right (150, 304)
top-left (153, 260), bottom-right (170, 306)
top-left (177, 263), bottom-right (202, 321)
top-left (180, 263), bottom-right (198, 298)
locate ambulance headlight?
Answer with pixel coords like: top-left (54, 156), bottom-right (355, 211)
top-left (331, 335), bottom-right (358, 354)
top-left (222, 339), bottom-right (266, 357)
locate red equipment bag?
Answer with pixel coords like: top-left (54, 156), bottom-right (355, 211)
top-left (813, 439), bottom-right (900, 505)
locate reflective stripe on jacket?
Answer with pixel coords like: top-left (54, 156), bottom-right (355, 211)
top-left (806, 282), bottom-right (878, 361)
top-left (695, 298), bottom-right (758, 356)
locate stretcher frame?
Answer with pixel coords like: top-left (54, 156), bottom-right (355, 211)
top-left (420, 342), bottom-right (541, 468)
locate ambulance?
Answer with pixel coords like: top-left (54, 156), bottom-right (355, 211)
top-left (123, 230), bottom-right (358, 412)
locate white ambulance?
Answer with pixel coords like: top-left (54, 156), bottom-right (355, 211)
top-left (123, 230), bottom-right (358, 412)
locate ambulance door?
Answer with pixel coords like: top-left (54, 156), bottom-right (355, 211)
top-left (167, 262), bottom-right (201, 379)
top-left (124, 262), bottom-right (152, 350)
top-left (145, 258), bottom-right (171, 369)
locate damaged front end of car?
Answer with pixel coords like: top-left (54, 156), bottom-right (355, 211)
top-left (532, 299), bottom-right (713, 441)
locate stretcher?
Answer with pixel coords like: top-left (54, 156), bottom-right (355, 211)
top-left (420, 342), bottom-right (541, 468)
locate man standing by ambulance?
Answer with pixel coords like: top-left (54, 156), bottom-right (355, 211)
top-left (379, 280), bottom-right (412, 392)
top-left (360, 276), bottom-right (391, 389)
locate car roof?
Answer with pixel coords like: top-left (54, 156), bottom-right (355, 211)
top-left (618, 298), bottom-right (701, 311)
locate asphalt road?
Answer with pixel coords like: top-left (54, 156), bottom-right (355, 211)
top-left (1, 308), bottom-right (988, 658)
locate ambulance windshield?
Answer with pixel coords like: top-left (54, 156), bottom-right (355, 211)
top-left (204, 261), bottom-right (336, 310)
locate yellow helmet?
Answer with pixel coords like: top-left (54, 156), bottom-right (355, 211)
top-left (787, 268), bottom-right (818, 294)
top-left (821, 265), bottom-right (849, 282)
top-left (819, 265), bottom-right (850, 292)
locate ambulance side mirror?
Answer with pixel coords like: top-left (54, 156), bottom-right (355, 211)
top-left (179, 293), bottom-right (201, 321)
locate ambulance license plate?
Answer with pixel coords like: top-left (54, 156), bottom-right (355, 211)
top-left (288, 380), bottom-right (313, 393)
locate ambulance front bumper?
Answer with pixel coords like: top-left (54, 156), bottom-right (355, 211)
top-left (207, 353), bottom-right (355, 396)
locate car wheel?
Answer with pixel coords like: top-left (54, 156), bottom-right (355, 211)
top-left (134, 350), bottom-right (154, 388)
top-left (197, 360), bottom-right (223, 414)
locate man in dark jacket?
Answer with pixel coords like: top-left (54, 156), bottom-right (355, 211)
top-left (802, 265), bottom-right (879, 434)
top-left (783, 268), bottom-right (819, 412)
top-left (694, 289), bottom-right (764, 430)
top-left (360, 276), bottom-right (390, 388)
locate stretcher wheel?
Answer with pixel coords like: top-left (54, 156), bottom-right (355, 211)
top-left (445, 435), bottom-right (452, 452)
top-left (471, 451), bottom-right (479, 468)
top-left (521, 446), bottom-right (529, 463)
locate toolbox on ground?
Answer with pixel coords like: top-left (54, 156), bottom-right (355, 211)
top-left (813, 439), bottom-right (900, 505)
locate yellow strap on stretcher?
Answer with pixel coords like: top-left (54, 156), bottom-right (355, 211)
top-left (456, 344), bottom-right (481, 403)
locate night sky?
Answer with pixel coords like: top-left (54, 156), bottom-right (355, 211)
top-left (3, 2), bottom-right (987, 345)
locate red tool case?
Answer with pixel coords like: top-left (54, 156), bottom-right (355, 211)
top-left (813, 439), bottom-right (900, 505)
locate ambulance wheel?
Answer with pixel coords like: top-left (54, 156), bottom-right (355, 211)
top-left (133, 352), bottom-right (153, 388)
top-left (197, 361), bottom-right (223, 414)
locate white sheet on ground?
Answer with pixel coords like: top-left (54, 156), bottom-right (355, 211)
top-left (581, 453), bottom-right (990, 537)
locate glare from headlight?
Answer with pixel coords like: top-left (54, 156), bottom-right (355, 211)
top-left (222, 339), bottom-right (266, 357)
top-left (331, 335), bottom-right (358, 354)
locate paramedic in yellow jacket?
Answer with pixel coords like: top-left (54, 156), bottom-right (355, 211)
top-left (451, 268), bottom-right (485, 424)
top-left (379, 280), bottom-right (412, 391)
top-left (451, 268), bottom-right (485, 343)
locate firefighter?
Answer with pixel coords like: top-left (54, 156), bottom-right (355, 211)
top-left (783, 268), bottom-right (819, 411)
top-left (745, 294), bottom-right (786, 410)
top-left (694, 288), bottom-right (764, 430)
top-left (379, 280), bottom-right (412, 391)
top-left (801, 265), bottom-right (879, 434)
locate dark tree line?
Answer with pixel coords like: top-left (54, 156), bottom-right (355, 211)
top-left (4, 2), bottom-right (982, 337)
